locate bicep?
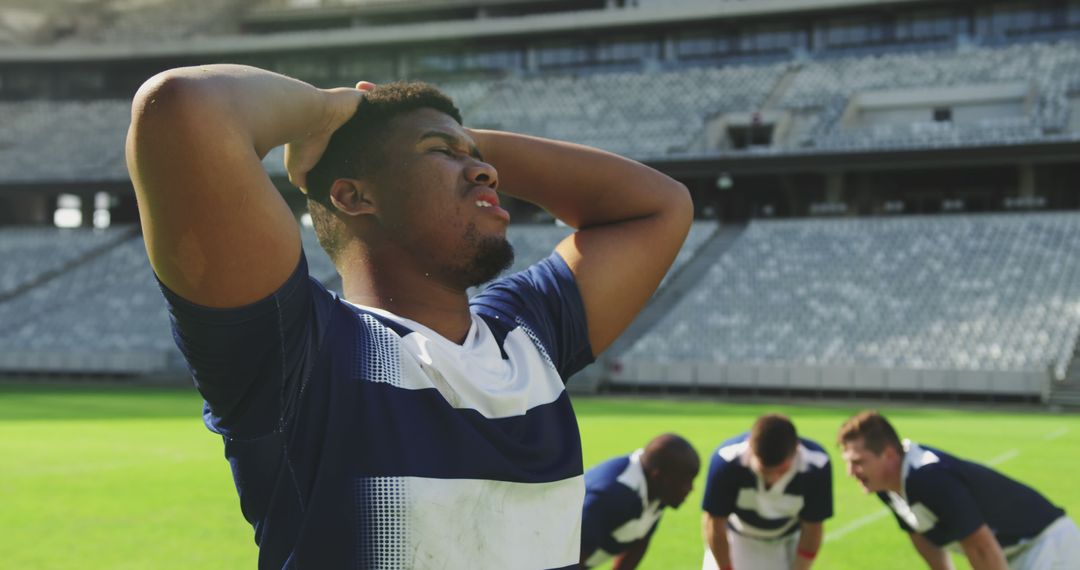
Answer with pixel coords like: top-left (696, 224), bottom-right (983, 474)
top-left (127, 73), bottom-right (300, 308)
top-left (555, 189), bottom-right (691, 354)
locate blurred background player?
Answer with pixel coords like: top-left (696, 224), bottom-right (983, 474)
top-left (702, 413), bottom-right (833, 570)
top-left (580, 433), bottom-right (700, 569)
top-left (838, 410), bottom-right (1080, 570)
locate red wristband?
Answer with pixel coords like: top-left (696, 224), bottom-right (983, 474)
top-left (796, 548), bottom-right (817, 560)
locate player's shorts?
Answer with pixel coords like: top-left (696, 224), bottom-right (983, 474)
top-left (702, 528), bottom-right (798, 570)
top-left (1007, 516), bottom-right (1080, 570)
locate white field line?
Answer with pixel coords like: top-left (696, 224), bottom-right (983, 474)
top-left (827, 447), bottom-right (1020, 543)
top-left (1043, 427), bottom-right (1069, 441)
top-left (825, 509), bottom-right (892, 542)
top-left (987, 449), bottom-right (1020, 466)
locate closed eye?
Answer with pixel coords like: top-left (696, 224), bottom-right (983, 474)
top-left (432, 147), bottom-right (455, 156)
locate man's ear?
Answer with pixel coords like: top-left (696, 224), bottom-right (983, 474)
top-left (329, 178), bottom-right (377, 216)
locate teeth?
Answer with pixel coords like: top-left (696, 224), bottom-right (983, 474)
top-left (475, 200), bottom-right (491, 208)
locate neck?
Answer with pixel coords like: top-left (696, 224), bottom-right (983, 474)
top-left (886, 468), bottom-right (905, 495)
top-left (640, 455), bottom-right (659, 504)
top-left (338, 248), bottom-right (474, 344)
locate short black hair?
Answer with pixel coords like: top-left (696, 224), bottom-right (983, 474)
top-left (307, 81), bottom-right (461, 206)
top-left (750, 413), bottom-right (798, 467)
top-left (305, 81), bottom-right (462, 257)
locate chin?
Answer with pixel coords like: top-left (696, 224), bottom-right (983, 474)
top-left (468, 236), bottom-right (515, 285)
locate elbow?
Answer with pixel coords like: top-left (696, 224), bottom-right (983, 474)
top-left (666, 178), bottom-right (694, 231)
top-left (129, 68), bottom-right (210, 130)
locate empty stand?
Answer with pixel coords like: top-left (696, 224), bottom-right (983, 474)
top-left (617, 213), bottom-right (1080, 396)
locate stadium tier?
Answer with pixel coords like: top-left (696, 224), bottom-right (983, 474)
top-left (0, 225), bottom-right (134, 298)
top-left (3, 38), bottom-right (1079, 185)
top-left (3, 0), bottom-right (1080, 406)
top-left (0, 225), bottom-right (331, 375)
top-left (614, 213), bottom-right (1080, 397)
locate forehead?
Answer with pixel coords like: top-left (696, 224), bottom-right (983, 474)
top-left (841, 438), bottom-right (870, 458)
top-left (386, 107), bottom-right (469, 144)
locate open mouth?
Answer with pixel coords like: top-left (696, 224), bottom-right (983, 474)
top-left (470, 190), bottom-right (510, 222)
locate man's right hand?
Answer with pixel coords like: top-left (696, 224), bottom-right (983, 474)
top-left (285, 82), bottom-right (374, 193)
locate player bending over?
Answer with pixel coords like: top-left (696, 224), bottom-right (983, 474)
top-left (125, 65), bottom-right (691, 569)
top-left (702, 414), bottom-right (833, 570)
top-left (838, 410), bottom-right (1080, 570)
top-left (579, 433), bottom-right (700, 569)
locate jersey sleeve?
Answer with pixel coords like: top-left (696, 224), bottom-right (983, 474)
top-left (471, 252), bottom-right (594, 379)
top-left (799, 461), bottom-right (834, 522)
top-left (580, 486), bottom-right (644, 558)
top-left (701, 452), bottom-right (738, 517)
top-left (907, 468), bottom-right (985, 546)
top-left (158, 251), bottom-right (333, 439)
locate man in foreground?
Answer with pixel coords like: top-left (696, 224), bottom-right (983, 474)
top-left (838, 410), bottom-right (1080, 569)
top-left (702, 414), bottom-right (833, 570)
top-left (125, 65), bottom-right (691, 568)
top-left (579, 433), bottom-right (700, 569)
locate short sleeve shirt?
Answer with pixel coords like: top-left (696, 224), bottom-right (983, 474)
top-left (161, 251), bottom-right (594, 569)
top-left (581, 450), bottom-right (663, 567)
top-left (878, 440), bottom-right (1064, 550)
top-left (701, 433), bottom-right (833, 539)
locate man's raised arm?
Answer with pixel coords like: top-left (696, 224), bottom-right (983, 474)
top-left (468, 129), bottom-right (693, 355)
top-left (125, 64), bottom-right (363, 307)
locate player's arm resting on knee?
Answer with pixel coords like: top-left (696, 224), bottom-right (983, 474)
top-left (610, 536), bottom-right (650, 570)
top-left (908, 532), bottom-right (955, 570)
top-left (126, 64), bottom-right (362, 307)
top-left (467, 130), bottom-right (693, 354)
top-left (703, 513), bottom-right (734, 570)
top-left (793, 521), bottom-right (822, 570)
top-left (958, 525), bottom-right (1008, 570)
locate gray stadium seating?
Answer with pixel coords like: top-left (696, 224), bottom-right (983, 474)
top-left (620, 213), bottom-right (1080, 387)
top-left (2, 39), bottom-right (1079, 183)
top-left (0, 225), bottom-right (133, 297)
top-left (0, 225), bottom-right (338, 374)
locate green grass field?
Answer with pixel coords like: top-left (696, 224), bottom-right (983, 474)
top-left (1, 384), bottom-right (1076, 569)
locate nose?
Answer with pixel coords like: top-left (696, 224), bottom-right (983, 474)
top-left (466, 160), bottom-right (498, 190)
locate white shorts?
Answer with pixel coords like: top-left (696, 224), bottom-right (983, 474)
top-left (1008, 516), bottom-right (1080, 570)
top-left (702, 529), bottom-right (798, 570)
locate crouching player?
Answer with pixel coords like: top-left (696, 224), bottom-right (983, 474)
top-left (702, 414), bottom-right (833, 570)
top-left (838, 410), bottom-right (1080, 569)
top-left (580, 434), bottom-right (700, 569)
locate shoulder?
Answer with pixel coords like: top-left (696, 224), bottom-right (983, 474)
top-left (797, 437), bottom-right (831, 471)
top-left (713, 433), bottom-right (751, 465)
top-left (905, 449), bottom-right (957, 498)
top-left (586, 455), bottom-right (633, 488)
top-left (471, 253), bottom-right (580, 319)
top-left (584, 457), bottom-right (644, 518)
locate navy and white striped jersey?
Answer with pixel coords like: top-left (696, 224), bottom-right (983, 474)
top-left (702, 433), bottom-right (833, 539)
top-left (161, 251), bottom-right (593, 569)
top-left (581, 450), bottom-right (663, 567)
top-left (878, 440), bottom-right (1065, 552)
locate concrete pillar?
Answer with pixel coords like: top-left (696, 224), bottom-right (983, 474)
top-left (396, 51), bottom-right (409, 79)
top-left (1018, 163), bottom-right (1035, 197)
top-left (663, 34), bottom-right (677, 62)
top-left (825, 172), bottom-right (845, 203)
top-left (525, 46), bottom-right (538, 73)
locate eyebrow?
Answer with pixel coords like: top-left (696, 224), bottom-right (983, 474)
top-left (419, 130), bottom-right (484, 162)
